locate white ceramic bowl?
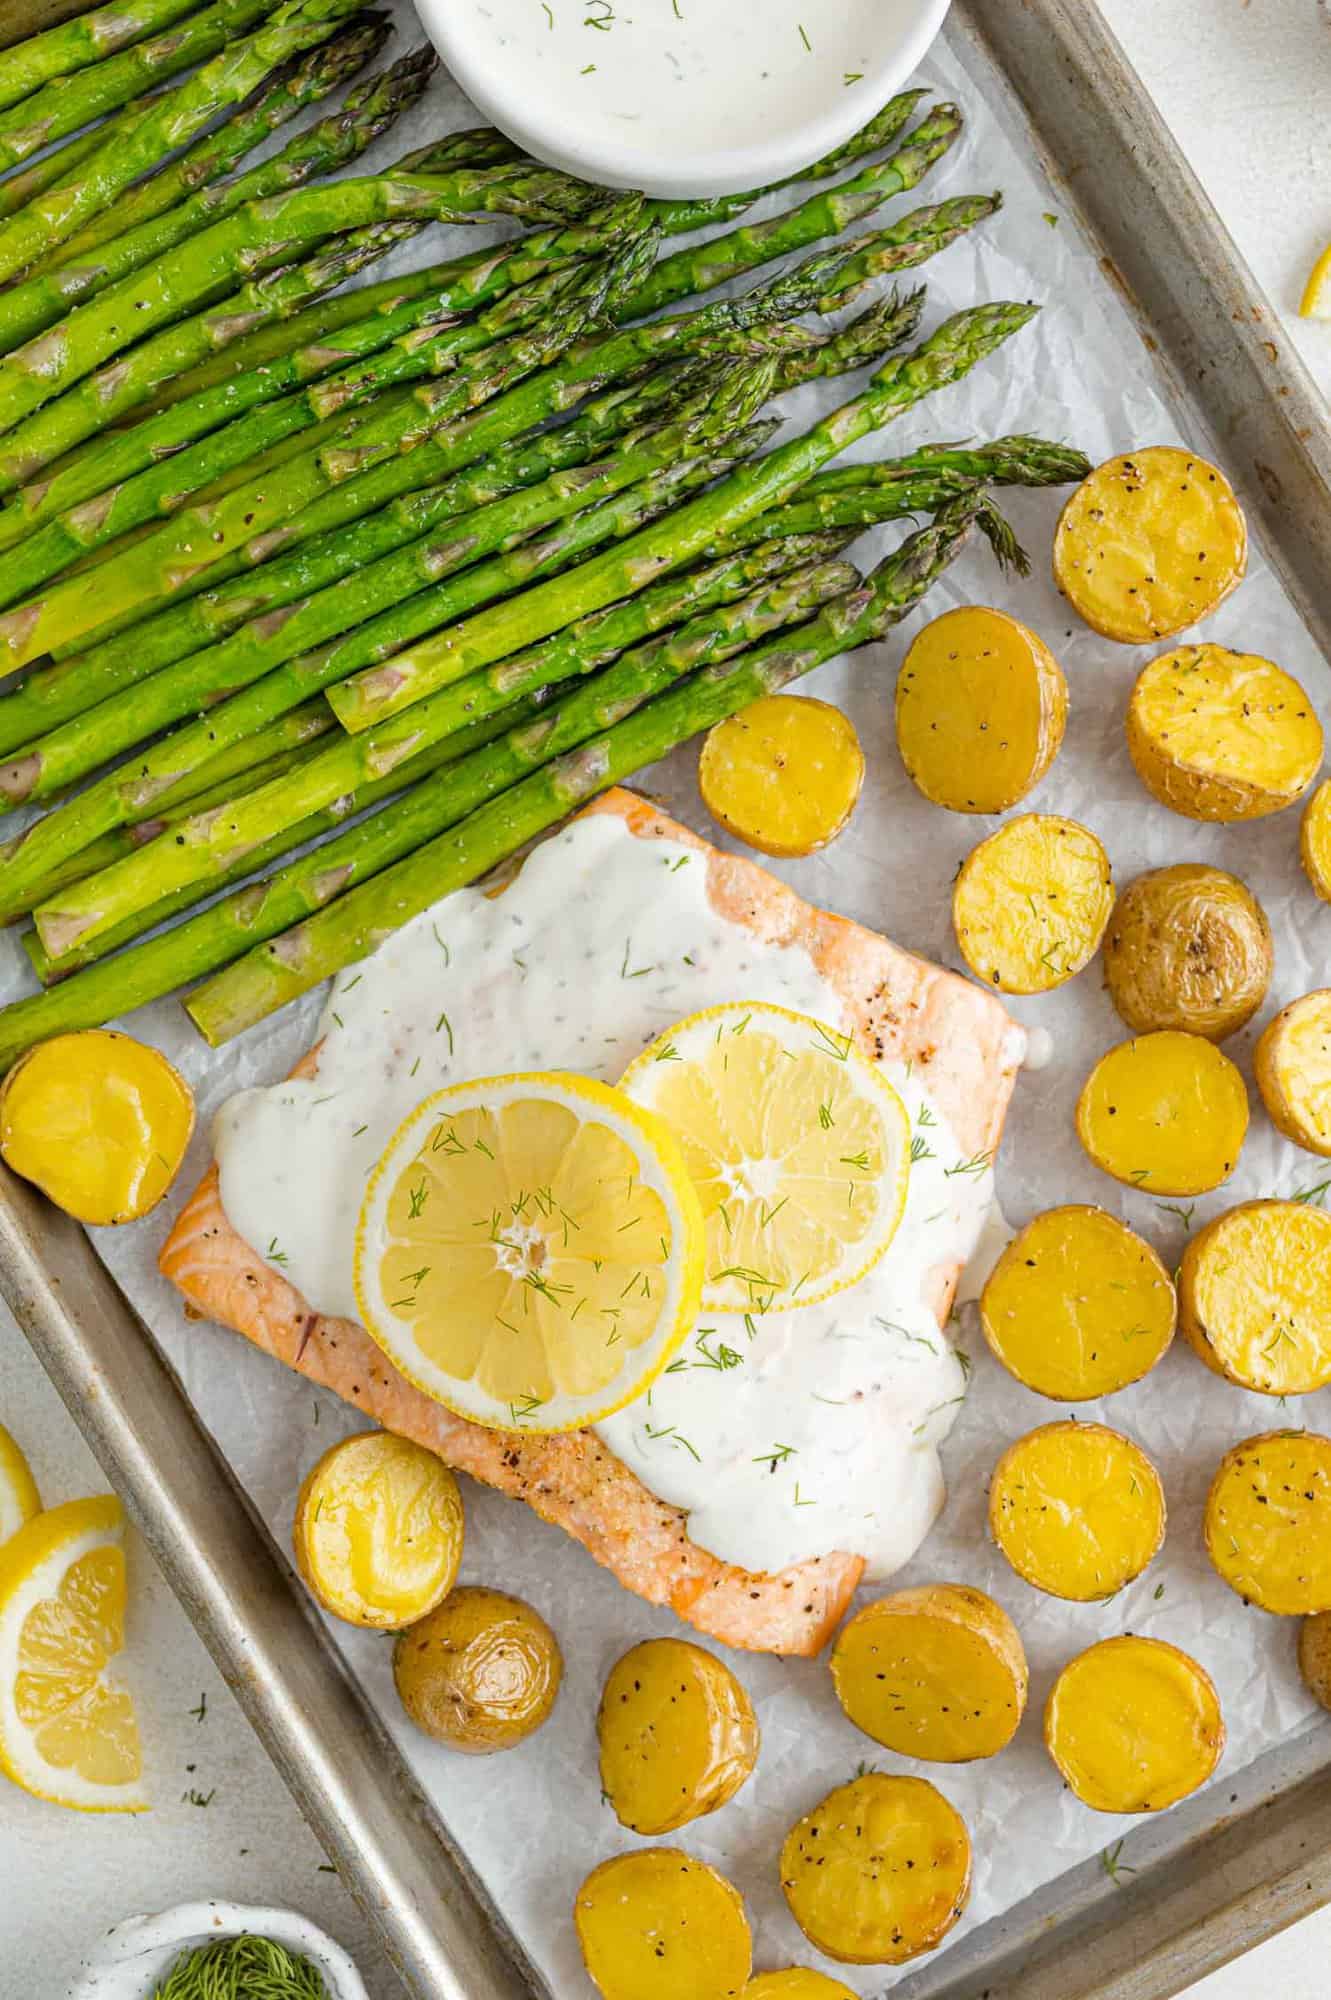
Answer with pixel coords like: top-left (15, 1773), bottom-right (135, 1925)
top-left (66, 1902), bottom-right (368, 2000)
top-left (412, 0), bottom-right (953, 200)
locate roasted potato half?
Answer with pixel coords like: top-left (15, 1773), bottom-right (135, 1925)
top-left (575, 1848), bottom-right (752, 2000)
top-left (979, 1205), bottom-right (1176, 1401)
top-left (743, 1975), bottom-right (856, 1999)
top-left (393, 1586), bottom-right (562, 1752)
top-left (1104, 864), bottom-right (1273, 1041)
top-left (780, 1773), bottom-right (971, 1966)
top-left (1256, 991), bottom-right (1331, 1156)
top-left (989, 1422), bottom-right (1166, 1601)
top-left (1076, 1031), bottom-right (1248, 1196)
top-left (1044, 1636), bottom-right (1224, 1812)
top-left (895, 605), bottom-right (1068, 814)
top-left (1127, 645), bottom-right (1322, 823)
top-left (598, 1637), bottom-right (758, 1835)
top-left (831, 1583), bottom-right (1027, 1763)
top-left (1298, 1613), bottom-right (1331, 1712)
top-left (699, 694), bottom-right (864, 857)
top-left (1300, 780), bottom-right (1331, 902)
top-left (952, 814), bottom-right (1114, 995)
top-left (1053, 447), bottom-right (1246, 644)
top-left (1179, 1200), bottom-right (1331, 1395)
top-left (1205, 1431), bottom-right (1331, 1614)
top-left (293, 1430), bottom-right (463, 1630)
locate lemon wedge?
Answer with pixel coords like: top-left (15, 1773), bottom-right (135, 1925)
top-left (619, 1002), bottom-right (911, 1313)
top-left (0, 1494), bottom-right (145, 1812)
top-left (1301, 243), bottom-right (1331, 319)
top-left (0, 1423), bottom-right (40, 1548)
top-left (355, 1073), bottom-right (705, 1433)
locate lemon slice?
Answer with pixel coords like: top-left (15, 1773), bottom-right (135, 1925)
top-left (619, 1002), bottom-right (910, 1313)
top-left (1301, 243), bottom-right (1331, 319)
top-left (355, 1073), bottom-right (705, 1433)
top-left (0, 1494), bottom-right (145, 1812)
top-left (0, 1424), bottom-right (40, 1548)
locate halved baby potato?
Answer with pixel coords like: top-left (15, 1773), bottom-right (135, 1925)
top-left (393, 1586), bottom-right (562, 1752)
top-left (1300, 780), bottom-right (1331, 901)
top-left (952, 814), bottom-right (1114, 994)
top-left (1298, 1613), bottom-right (1331, 1712)
top-left (1103, 864), bottom-right (1273, 1041)
top-left (780, 1772), bottom-right (971, 1966)
top-left (575, 1848), bottom-right (752, 2000)
top-left (598, 1637), bottom-right (758, 1836)
top-left (743, 1975), bottom-right (856, 1999)
top-left (1044, 1636), bottom-right (1224, 1812)
top-left (699, 694), bottom-right (864, 857)
top-left (1256, 991), bottom-right (1331, 1156)
top-left (1053, 447), bottom-right (1246, 644)
top-left (979, 1205), bottom-right (1176, 1401)
top-left (1205, 1431), bottom-right (1331, 1614)
top-left (1179, 1201), bottom-right (1331, 1395)
top-left (293, 1430), bottom-right (464, 1630)
top-left (989, 1422), bottom-right (1166, 1601)
top-left (830, 1583), bottom-right (1027, 1763)
top-left (895, 605), bottom-right (1068, 813)
top-left (1075, 1031), bottom-right (1249, 1196)
top-left (1127, 645), bottom-right (1322, 822)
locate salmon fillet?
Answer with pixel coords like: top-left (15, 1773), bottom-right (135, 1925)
top-left (161, 787), bottom-right (1022, 1656)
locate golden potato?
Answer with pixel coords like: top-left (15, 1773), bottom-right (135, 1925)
top-left (1053, 446), bottom-right (1246, 643)
top-left (1300, 780), bottom-right (1331, 901)
top-left (989, 1422), bottom-right (1166, 1601)
top-left (979, 1205), bottom-right (1176, 1401)
top-left (598, 1638), bottom-right (758, 1836)
top-left (393, 1586), bottom-right (561, 1752)
top-left (1104, 865), bottom-right (1273, 1041)
top-left (293, 1430), bottom-right (463, 1630)
top-left (1205, 1431), bottom-right (1331, 1614)
top-left (1127, 645), bottom-right (1322, 822)
top-left (0, 1028), bottom-right (193, 1224)
top-left (575, 1848), bottom-right (751, 2000)
top-left (1044, 1636), bottom-right (1224, 1812)
top-left (830, 1584), bottom-right (1027, 1763)
top-left (780, 1773), bottom-right (971, 1966)
top-left (1297, 1613), bottom-right (1331, 1712)
top-left (952, 814), bottom-right (1114, 995)
top-left (1256, 991), bottom-right (1331, 1155)
top-left (895, 605), bottom-right (1068, 813)
top-left (1179, 1201), bottom-right (1331, 1395)
top-left (698, 695), bottom-right (864, 857)
top-left (744, 1975), bottom-right (856, 1999)
top-left (1076, 1031), bottom-right (1248, 1196)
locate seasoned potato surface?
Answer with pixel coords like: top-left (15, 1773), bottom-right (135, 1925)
top-left (598, 1637), bottom-right (758, 1835)
top-left (780, 1773), bottom-right (971, 1966)
top-left (952, 814), bottom-right (1114, 994)
top-left (895, 605), bottom-right (1067, 813)
top-left (1179, 1201), bottom-right (1331, 1395)
top-left (1205, 1431), bottom-right (1331, 1614)
top-left (989, 1422), bottom-right (1166, 1601)
top-left (1127, 645), bottom-right (1321, 822)
top-left (1104, 864), bottom-right (1272, 1041)
top-left (575, 1848), bottom-right (752, 2000)
top-left (1044, 1636), bottom-right (1224, 1812)
top-left (831, 1583), bottom-right (1027, 1762)
top-left (1076, 1031), bottom-right (1248, 1195)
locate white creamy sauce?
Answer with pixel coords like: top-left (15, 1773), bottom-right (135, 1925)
top-left (1022, 1024), bottom-right (1055, 1072)
top-left (456, 0), bottom-right (881, 161)
top-left (214, 815), bottom-right (996, 1580)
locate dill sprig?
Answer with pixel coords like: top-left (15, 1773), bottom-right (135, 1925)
top-left (152, 1935), bottom-right (328, 1999)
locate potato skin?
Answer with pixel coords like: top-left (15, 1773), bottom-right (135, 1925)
top-left (1044, 1636), bottom-right (1224, 1812)
top-left (575, 1848), bottom-right (752, 2000)
top-left (1179, 1200), bottom-right (1331, 1394)
top-left (1076, 1031), bottom-right (1249, 1197)
top-left (1255, 991), bottom-right (1331, 1156)
top-left (1104, 865), bottom-right (1272, 1041)
top-left (1298, 1613), bottom-right (1331, 1712)
top-left (1126, 645), bottom-right (1322, 823)
top-left (988, 1422), bottom-right (1166, 1601)
top-left (598, 1637), bottom-right (758, 1835)
top-left (895, 605), bottom-right (1068, 814)
top-left (780, 1773), bottom-right (971, 1966)
top-left (393, 1586), bottom-right (561, 1752)
top-left (1204, 1431), bottom-right (1331, 1614)
top-left (830, 1583), bottom-right (1027, 1762)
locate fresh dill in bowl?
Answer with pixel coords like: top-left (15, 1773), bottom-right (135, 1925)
top-left (151, 1936), bottom-right (328, 1999)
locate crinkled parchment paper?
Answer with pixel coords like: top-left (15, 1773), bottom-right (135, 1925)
top-left (7, 10), bottom-right (1331, 1992)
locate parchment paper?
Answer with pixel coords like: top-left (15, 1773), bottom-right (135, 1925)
top-left (7, 10), bottom-right (1331, 1991)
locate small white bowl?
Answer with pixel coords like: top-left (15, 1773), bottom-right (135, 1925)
top-left (67, 1901), bottom-right (368, 2000)
top-left (412, 0), bottom-right (953, 200)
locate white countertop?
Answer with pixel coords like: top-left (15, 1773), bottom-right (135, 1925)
top-left (3, 4), bottom-right (1331, 1996)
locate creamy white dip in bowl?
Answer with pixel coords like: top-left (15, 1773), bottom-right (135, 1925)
top-left (412, 0), bottom-right (953, 199)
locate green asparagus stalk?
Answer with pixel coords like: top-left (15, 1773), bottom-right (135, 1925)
top-left (0, 0), bottom-right (370, 286)
top-left (0, 0), bottom-right (272, 173)
top-left (797, 435), bottom-right (1093, 493)
top-left (0, 0), bottom-right (203, 116)
top-left (327, 300), bottom-right (1039, 736)
top-left (624, 102), bottom-right (965, 320)
top-left (180, 501), bottom-right (987, 1047)
top-left (0, 99), bottom-right (136, 217)
top-left (0, 367), bottom-right (695, 756)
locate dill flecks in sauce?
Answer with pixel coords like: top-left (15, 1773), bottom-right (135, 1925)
top-left (214, 815), bottom-right (994, 1582)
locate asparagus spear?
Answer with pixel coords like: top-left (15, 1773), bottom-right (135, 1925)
top-left (0, 99), bottom-right (136, 217)
top-left (0, 0), bottom-right (203, 115)
top-left (182, 501), bottom-right (986, 1047)
top-left (0, 0), bottom-right (272, 173)
top-left (0, 0), bottom-right (371, 286)
top-left (327, 301), bottom-right (1039, 735)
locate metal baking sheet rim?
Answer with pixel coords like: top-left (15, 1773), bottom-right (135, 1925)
top-left (4, 1), bottom-right (1331, 1996)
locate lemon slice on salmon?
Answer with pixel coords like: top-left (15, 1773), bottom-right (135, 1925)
top-left (0, 1494), bottom-right (145, 1812)
top-left (355, 1073), bottom-right (705, 1434)
top-left (0, 1424), bottom-right (40, 1548)
top-left (619, 1002), bottom-right (911, 1313)
top-left (1301, 243), bottom-right (1331, 319)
